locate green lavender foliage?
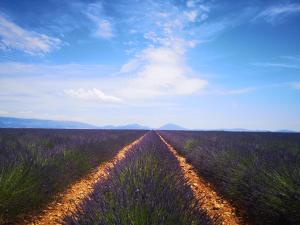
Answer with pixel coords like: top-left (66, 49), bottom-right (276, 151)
top-left (0, 129), bottom-right (145, 224)
top-left (159, 131), bottom-right (300, 225)
top-left (64, 132), bottom-right (217, 225)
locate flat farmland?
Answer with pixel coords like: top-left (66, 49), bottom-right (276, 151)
top-left (1, 129), bottom-right (299, 225)
top-left (158, 130), bottom-right (300, 225)
top-left (0, 129), bottom-right (145, 224)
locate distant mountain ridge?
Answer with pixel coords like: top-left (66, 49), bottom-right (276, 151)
top-left (101, 123), bottom-right (150, 130)
top-left (0, 117), bottom-right (149, 130)
top-left (0, 117), bottom-right (98, 129)
top-left (276, 129), bottom-right (298, 133)
top-left (158, 123), bottom-right (187, 130)
top-left (0, 117), bottom-right (298, 132)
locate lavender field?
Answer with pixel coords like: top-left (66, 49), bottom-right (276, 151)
top-left (1, 0), bottom-right (299, 224)
top-left (158, 131), bottom-right (300, 225)
top-left (1, 128), bottom-right (300, 225)
top-left (0, 129), bottom-right (145, 224)
top-left (64, 131), bottom-right (217, 225)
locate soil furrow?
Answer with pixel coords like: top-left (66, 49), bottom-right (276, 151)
top-left (158, 133), bottom-right (244, 225)
top-left (22, 134), bottom-right (145, 225)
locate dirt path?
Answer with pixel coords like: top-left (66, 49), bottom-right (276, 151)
top-left (158, 133), bottom-right (244, 225)
top-left (21, 132), bottom-right (244, 225)
top-left (22, 135), bottom-right (145, 225)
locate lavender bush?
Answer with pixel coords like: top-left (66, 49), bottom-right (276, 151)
top-left (159, 130), bottom-right (300, 225)
top-left (0, 128), bottom-right (145, 224)
top-left (64, 131), bottom-right (217, 225)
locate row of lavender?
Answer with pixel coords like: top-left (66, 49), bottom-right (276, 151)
top-left (0, 128), bottom-right (145, 224)
top-left (158, 130), bottom-right (300, 225)
top-left (64, 131), bottom-right (218, 225)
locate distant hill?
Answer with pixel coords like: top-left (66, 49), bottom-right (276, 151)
top-left (276, 129), bottom-right (298, 133)
top-left (101, 123), bottom-right (150, 130)
top-left (158, 123), bottom-right (186, 130)
top-left (0, 117), bottom-right (97, 129)
top-left (219, 129), bottom-right (299, 133)
top-left (1, 117), bottom-right (297, 132)
top-left (0, 117), bottom-right (150, 130)
top-left (221, 128), bottom-right (250, 132)
top-left (194, 128), bottom-right (298, 133)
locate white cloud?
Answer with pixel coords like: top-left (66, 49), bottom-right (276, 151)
top-left (0, 62), bottom-right (114, 77)
top-left (124, 1), bottom-right (210, 50)
top-left (18, 110), bottom-right (34, 115)
top-left (251, 62), bottom-right (300, 69)
top-left (120, 58), bottom-right (140, 73)
top-left (255, 4), bottom-right (300, 23)
top-left (85, 2), bottom-right (113, 39)
top-left (64, 88), bottom-right (122, 103)
top-left (103, 1), bottom-right (209, 99)
top-left (0, 109), bottom-right (9, 115)
top-left (0, 1), bottom-right (210, 107)
top-left (186, 0), bottom-right (195, 8)
top-left (202, 87), bottom-right (256, 96)
top-left (95, 20), bottom-right (113, 38)
top-left (0, 15), bottom-right (61, 55)
top-left (218, 88), bottom-right (256, 95)
top-left (184, 10), bottom-right (198, 22)
top-left (118, 47), bottom-right (207, 98)
top-left (0, 57), bottom-right (206, 102)
top-left (197, 20), bottom-right (231, 42)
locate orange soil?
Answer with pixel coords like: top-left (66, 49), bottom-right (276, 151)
top-left (22, 135), bottom-right (145, 225)
top-left (158, 133), bottom-right (245, 225)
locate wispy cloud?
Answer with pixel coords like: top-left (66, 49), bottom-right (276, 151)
top-left (251, 62), bottom-right (300, 69)
top-left (0, 109), bottom-right (8, 115)
top-left (86, 0), bottom-right (210, 100)
top-left (0, 1), bottom-right (226, 102)
top-left (205, 87), bottom-right (256, 96)
top-left (0, 14), bottom-right (61, 55)
top-left (255, 4), bottom-right (300, 23)
top-left (118, 0), bottom-right (211, 50)
top-left (119, 47), bottom-right (207, 99)
top-left (280, 55), bottom-right (300, 62)
top-left (64, 88), bottom-right (122, 103)
top-left (0, 62), bottom-right (114, 77)
top-left (115, 1), bottom-right (210, 99)
top-left (184, 10), bottom-right (198, 22)
top-left (85, 2), bottom-right (113, 39)
top-left (0, 56), bottom-right (206, 106)
top-left (196, 20), bottom-right (231, 42)
top-left (95, 20), bottom-right (113, 39)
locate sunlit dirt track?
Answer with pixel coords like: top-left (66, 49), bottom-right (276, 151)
top-left (158, 133), bottom-right (245, 225)
top-left (22, 135), bottom-right (145, 225)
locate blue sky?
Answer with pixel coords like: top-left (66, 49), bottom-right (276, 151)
top-left (0, 0), bottom-right (300, 130)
